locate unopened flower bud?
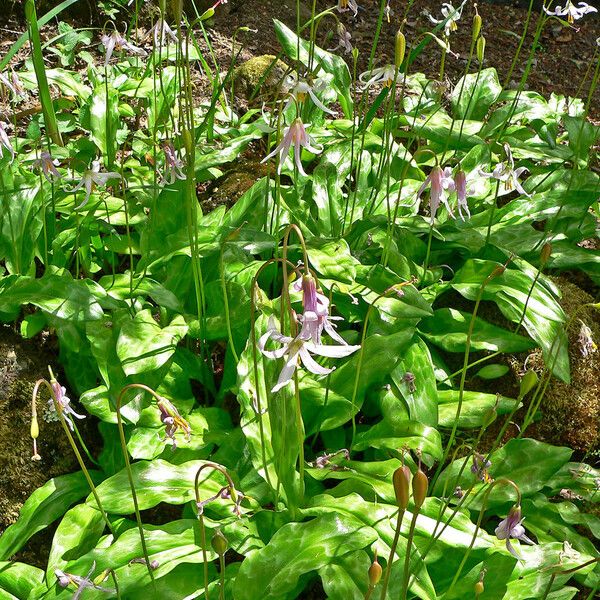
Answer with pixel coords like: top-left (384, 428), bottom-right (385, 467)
top-left (476, 35), bottom-right (486, 63)
top-left (368, 554), bottom-right (382, 586)
top-left (472, 13), bottom-right (482, 42)
top-left (181, 129), bottom-right (193, 155)
top-left (412, 469), bottom-right (428, 509)
top-left (393, 466), bottom-right (410, 509)
top-left (211, 529), bottom-right (228, 556)
top-left (395, 31), bottom-right (406, 68)
top-left (519, 370), bottom-right (538, 397)
top-left (474, 580), bottom-right (484, 595)
top-left (30, 415), bottom-right (39, 440)
top-left (540, 242), bottom-right (552, 265)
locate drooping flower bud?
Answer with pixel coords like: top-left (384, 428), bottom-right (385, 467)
top-left (540, 242), bottom-right (552, 265)
top-left (368, 553), bottom-right (382, 586)
top-left (395, 31), bottom-right (406, 68)
top-left (476, 35), bottom-right (486, 63)
top-left (211, 529), bottom-right (228, 556)
top-left (474, 580), bottom-right (484, 596)
top-left (393, 466), bottom-right (410, 510)
top-left (412, 468), bottom-right (428, 509)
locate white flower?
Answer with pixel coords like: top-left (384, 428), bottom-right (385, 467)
top-left (258, 316), bottom-right (359, 393)
top-left (66, 160), bottom-right (121, 209)
top-left (49, 381), bottom-right (85, 432)
top-left (283, 73), bottom-right (335, 115)
top-left (544, 1), bottom-right (597, 23)
top-left (479, 144), bottom-right (530, 197)
top-left (329, 23), bottom-right (353, 55)
top-left (337, 0), bottom-right (359, 18)
top-left (0, 121), bottom-right (14, 162)
top-left (428, 1), bottom-right (467, 36)
top-left (260, 118), bottom-right (322, 176)
top-left (495, 505), bottom-right (535, 560)
top-left (55, 561), bottom-right (112, 599)
top-left (151, 19), bottom-right (179, 46)
top-left (33, 151), bottom-right (61, 182)
top-left (101, 31), bottom-right (147, 66)
top-left (359, 64), bottom-right (398, 89)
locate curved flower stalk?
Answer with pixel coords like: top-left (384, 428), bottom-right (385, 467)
top-left (260, 117), bottom-right (322, 176)
top-left (359, 64), bottom-right (398, 89)
top-left (0, 121), bottom-right (14, 162)
top-left (101, 30), bottom-right (147, 66)
top-left (66, 160), bottom-right (121, 209)
top-left (32, 151), bottom-right (61, 182)
top-left (479, 144), bottom-right (530, 197)
top-left (283, 73), bottom-right (335, 115)
top-left (495, 504), bottom-right (536, 560)
top-left (544, 1), bottom-right (597, 23)
top-left (336, 0), bottom-right (358, 17)
top-left (417, 165), bottom-right (455, 222)
top-left (428, 1), bottom-right (467, 36)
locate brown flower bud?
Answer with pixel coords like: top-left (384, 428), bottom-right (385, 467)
top-left (412, 469), bottom-right (428, 509)
top-left (393, 466), bottom-right (410, 509)
top-left (540, 242), bottom-right (552, 265)
top-left (368, 555), bottom-right (382, 586)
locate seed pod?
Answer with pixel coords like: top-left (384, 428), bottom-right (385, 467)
top-left (211, 529), bottom-right (228, 556)
top-left (412, 469), bottom-right (428, 509)
top-left (182, 129), bottom-right (193, 156)
top-left (540, 242), bottom-right (552, 265)
top-left (171, 0), bottom-right (182, 23)
top-left (368, 555), bottom-right (382, 586)
top-left (519, 370), bottom-right (538, 398)
top-left (476, 35), bottom-right (486, 63)
top-left (395, 31), bottom-right (406, 68)
top-left (474, 580), bottom-right (484, 596)
top-left (472, 14), bottom-right (482, 42)
top-left (393, 466), bottom-right (410, 509)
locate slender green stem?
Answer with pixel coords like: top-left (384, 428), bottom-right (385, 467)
top-left (379, 508), bottom-right (405, 600)
top-left (401, 510), bottom-right (419, 600)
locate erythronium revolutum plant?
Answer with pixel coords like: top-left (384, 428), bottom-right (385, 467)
top-left (0, 0), bottom-right (599, 599)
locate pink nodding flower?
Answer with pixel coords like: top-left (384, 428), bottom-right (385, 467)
top-left (417, 165), bottom-right (455, 223)
top-left (33, 151), bottom-right (61, 182)
top-left (261, 118), bottom-right (322, 177)
top-left (454, 169), bottom-right (470, 220)
top-left (495, 505), bottom-right (535, 560)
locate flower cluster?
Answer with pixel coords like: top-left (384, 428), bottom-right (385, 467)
top-left (417, 166), bottom-right (470, 223)
top-left (258, 274), bottom-right (360, 393)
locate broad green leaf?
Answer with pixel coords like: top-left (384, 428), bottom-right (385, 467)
top-left (437, 390), bottom-right (520, 428)
top-left (0, 471), bottom-right (101, 560)
top-left (116, 309), bottom-right (188, 376)
top-left (419, 308), bottom-right (535, 353)
top-left (47, 504), bottom-right (105, 578)
top-left (234, 513), bottom-right (377, 600)
top-left (89, 460), bottom-right (228, 515)
top-left (451, 260), bottom-right (570, 382)
top-left (433, 438), bottom-right (571, 507)
top-left (0, 562), bottom-right (43, 600)
top-left (451, 68), bottom-right (502, 121)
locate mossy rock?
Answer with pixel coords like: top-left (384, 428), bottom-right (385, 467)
top-left (232, 55), bottom-right (289, 104)
top-left (532, 279), bottom-right (600, 453)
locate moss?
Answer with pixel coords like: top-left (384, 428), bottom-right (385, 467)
top-left (533, 278), bottom-right (600, 453)
top-left (232, 55), bottom-right (289, 103)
